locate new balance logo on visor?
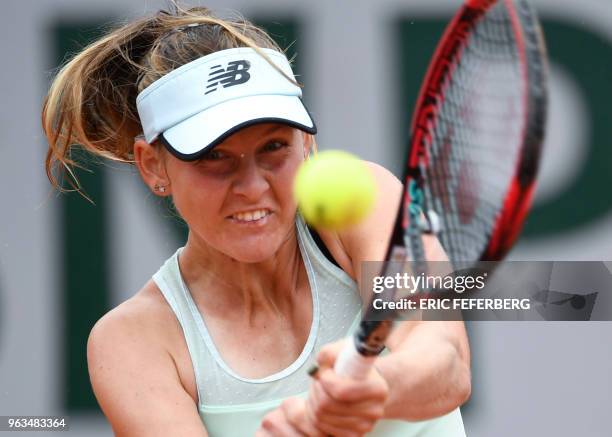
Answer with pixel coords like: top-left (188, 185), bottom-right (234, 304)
top-left (205, 60), bottom-right (251, 95)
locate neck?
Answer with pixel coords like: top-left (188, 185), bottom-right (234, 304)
top-left (178, 227), bottom-right (305, 321)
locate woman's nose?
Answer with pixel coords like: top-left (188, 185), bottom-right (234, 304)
top-left (231, 156), bottom-right (270, 200)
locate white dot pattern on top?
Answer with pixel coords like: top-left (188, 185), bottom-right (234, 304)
top-left (152, 214), bottom-right (362, 406)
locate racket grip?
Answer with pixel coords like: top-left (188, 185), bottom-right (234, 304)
top-left (334, 340), bottom-right (376, 379)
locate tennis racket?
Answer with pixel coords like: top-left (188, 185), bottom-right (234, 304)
top-left (334, 0), bottom-right (548, 379)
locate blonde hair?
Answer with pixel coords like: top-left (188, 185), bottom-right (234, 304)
top-left (42, 5), bottom-right (293, 193)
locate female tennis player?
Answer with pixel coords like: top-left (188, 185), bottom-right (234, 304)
top-left (43, 6), bottom-right (470, 437)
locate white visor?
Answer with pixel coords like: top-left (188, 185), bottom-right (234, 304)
top-left (136, 47), bottom-right (316, 160)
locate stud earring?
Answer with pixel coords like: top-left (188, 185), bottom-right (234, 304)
top-left (154, 184), bottom-right (167, 193)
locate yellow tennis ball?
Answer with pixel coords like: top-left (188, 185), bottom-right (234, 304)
top-left (294, 150), bottom-right (375, 229)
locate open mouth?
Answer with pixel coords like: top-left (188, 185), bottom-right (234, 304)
top-left (229, 208), bottom-right (272, 223)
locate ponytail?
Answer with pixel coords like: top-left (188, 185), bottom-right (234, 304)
top-left (42, 5), bottom-right (287, 193)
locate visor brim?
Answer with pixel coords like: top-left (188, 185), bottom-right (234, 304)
top-left (160, 94), bottom-right (316, 161)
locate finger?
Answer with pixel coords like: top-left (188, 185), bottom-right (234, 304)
top-left (317, 367), bottom-right (389, 403)
top-left (307, 386), bottom-right (360, 437)
top-left (307, 379), bottom-right (384, 437)
top-left (259, 407), bottom-right (304, 437)
top-left (282, 398), bottom-right (323, 437)
top-left (310, 376), bottom-right (385, 419)
top-left (312, 419), bottom-right (372, 437)
top-left (311, 412), bottom-right (379, 436)
top-left (316, 341), bottom-right (346, 369)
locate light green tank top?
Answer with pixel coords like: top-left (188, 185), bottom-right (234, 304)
top-left (152, 214), bottom-right (466, 436)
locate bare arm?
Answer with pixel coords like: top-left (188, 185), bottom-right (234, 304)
top-left (87, 305), bottom-right (208, 437)
top-left (377, 320), bottom-right (471, 420)
top-left (337, 161), bottom-right (471, 420)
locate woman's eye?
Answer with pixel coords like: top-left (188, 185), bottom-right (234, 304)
top-left (262, 141), bottom-right (288, 152)
top-left (201, 149), bottom-right (226, 161)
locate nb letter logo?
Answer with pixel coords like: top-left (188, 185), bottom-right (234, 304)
top-left (205, 60), bottom-right (251, 95)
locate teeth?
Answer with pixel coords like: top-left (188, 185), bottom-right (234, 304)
top-left (233, 209), bottom-right (269, 222)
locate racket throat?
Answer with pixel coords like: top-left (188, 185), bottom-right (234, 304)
top-left (353, 320), bottom-right (394, 356)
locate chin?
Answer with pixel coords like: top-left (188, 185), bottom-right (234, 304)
top-left (215, 217), bottom-right (295, 262)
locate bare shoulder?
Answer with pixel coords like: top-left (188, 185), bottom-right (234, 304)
top-left (364, 161), bottom-right (403, 197)
top-left (87, 281), bottom-right (207, 436)
top-left (314, 161), bottom-right (402, 281)
top-left (94, 279), bottom-right (175, 329)
top-left (88, 280), bottom-right (177, 358)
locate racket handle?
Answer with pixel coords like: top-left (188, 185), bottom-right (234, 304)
top-left (334, 340), bottom-right (376, 379)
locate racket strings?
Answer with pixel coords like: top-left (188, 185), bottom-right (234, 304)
top-left (421, 0), bottom-right (526, 265)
